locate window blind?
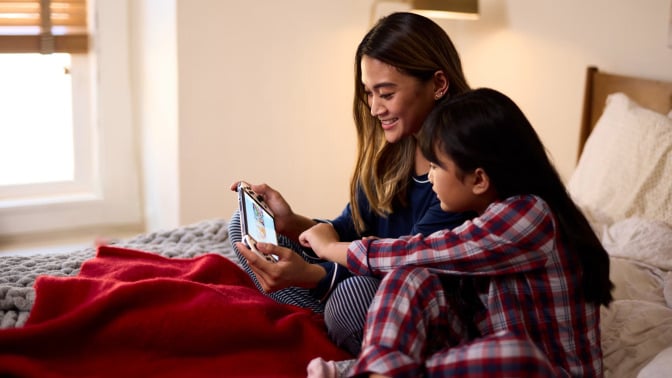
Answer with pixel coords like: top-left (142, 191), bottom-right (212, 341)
top-left (0, 0), bottom-right (88, 53)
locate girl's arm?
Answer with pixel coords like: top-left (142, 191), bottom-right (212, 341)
top-left (299, 223), bottom-right (350, 266)
top-left (348, 195), bottom-right (554, 277)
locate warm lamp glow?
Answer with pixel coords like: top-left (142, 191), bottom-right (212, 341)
top-left (410, 0), bottom-right (479, 20)
top-left (370, 0), bottom-right (479, 25)
top-left (410, 9), bottom-right (479, 20)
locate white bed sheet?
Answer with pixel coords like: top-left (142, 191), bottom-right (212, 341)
top-left (596, 218), bottom-right (672, 378)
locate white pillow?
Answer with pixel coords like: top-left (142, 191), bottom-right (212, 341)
top-left (568, 93), bottom-right (672, 227)
top-left (600, 217), bottom-right (672, 270)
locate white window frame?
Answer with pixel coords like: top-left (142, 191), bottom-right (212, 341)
top-left (0, 0), bottom-right (143, 237)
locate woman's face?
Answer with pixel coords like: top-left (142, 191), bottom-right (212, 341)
top-left (361, 56), bottom-right (437, 143)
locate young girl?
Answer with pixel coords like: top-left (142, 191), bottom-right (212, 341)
top-left (302, 88), bottom-right (613, 377)
top-left (230, 12), bottom-right (474, 355)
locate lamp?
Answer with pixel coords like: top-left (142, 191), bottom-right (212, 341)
top-left (370, 0), bottom-right (479, 24)
top-left (410, 0), bottom-right (479, 20)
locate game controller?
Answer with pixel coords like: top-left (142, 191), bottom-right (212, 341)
top-left (237, 182), bottom-right (279, 263)
top-left (243, 234), bottom-right (279, 263)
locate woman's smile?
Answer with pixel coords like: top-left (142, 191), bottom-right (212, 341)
top-left (380, 117), bottom-right (399, 130)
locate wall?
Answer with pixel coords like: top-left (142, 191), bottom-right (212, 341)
top-left (440, 0), bottom-right (672, 179)
top-left (174, 1), bottom-right (371, 227)
top-left (131, 0), bottom-right (672, 231)
top-left (130, 0), bottom-right (180, 231)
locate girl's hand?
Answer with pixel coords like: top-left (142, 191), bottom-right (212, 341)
top-left (235, 241), bottom-right (326, 292)
top-left (299, 223), bottom-right (349, 266)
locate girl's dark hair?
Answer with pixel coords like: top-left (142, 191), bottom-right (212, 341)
top-left (349, 12), bottom-right (471, 234)
top-left (419, 88), bottom-right (613, 306)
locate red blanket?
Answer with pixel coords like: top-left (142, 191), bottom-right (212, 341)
top-left (0, 246), bottom-right (350, 377)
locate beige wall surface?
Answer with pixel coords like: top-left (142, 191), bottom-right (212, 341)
top-left (442, 0), bottom-right (672, 182)
top-left (130, 0), bottom-right (180, 232)
top-left (131, 0), bottom-right (672, 231)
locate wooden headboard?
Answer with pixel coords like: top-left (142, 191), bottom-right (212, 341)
top-left (578, 66), bottom-right (672, 159)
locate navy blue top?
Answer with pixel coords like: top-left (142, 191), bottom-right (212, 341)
top-left (330, 173), bottom-right (469, 240)
top-left (309, 174), bottom-right (474, 301)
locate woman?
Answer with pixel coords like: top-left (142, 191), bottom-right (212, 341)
top-left (230, 12), bottom-right (473, 355)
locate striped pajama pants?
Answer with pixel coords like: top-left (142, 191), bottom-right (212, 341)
top-left (228, 211), bottom-right (377, 355)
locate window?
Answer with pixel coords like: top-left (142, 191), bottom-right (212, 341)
top-left (0, 52), bottom-right (95, 204)
top-left (0, 53), bottom-right (75, 186)
top-left (0, 0), bottom-right (88, 54)
top-left (0, 0), bottom-right (142, 237)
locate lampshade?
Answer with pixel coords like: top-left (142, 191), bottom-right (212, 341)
top-left (410, 0), bottom-right (479, 20)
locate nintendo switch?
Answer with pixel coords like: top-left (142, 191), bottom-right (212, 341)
top-left (237, 182), bottom-right (279, 263)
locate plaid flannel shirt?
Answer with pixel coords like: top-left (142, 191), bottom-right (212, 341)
top-left (347, 195), bottom-right (603, 377)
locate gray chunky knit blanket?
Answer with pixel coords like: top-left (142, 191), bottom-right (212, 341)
top-left (0, 218), bottom-right (238, 329)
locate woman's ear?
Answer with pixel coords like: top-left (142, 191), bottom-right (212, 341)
top-left (433, 70), bottom-right (449, 100)
top-left (471, 168), bottom-right (490, 195)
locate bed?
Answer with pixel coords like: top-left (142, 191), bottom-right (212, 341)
top-left (0, 222), bottom-right (351, 376)
top-left (568, 66), bottom-right (672, 378)
top-left (1, 66), bottom-right (671, 377)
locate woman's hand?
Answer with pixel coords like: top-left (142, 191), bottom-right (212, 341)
top-left (230, 181), bottom-right (293, 221)
top-left (299, 223), bottom-right (349, 266)
top-left (235, 241), bottom-right (326, 292)
top-left (230, 180), bottom-right (316, 240)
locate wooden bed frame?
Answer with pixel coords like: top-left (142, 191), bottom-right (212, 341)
top-left (578, 66), bottom-right (672, 159)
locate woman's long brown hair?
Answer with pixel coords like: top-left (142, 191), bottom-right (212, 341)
top-left (350, 12), bottom-right (471, 234)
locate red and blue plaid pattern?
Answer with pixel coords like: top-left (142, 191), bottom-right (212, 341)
top-left (347, 195), bottom-right (602, 377)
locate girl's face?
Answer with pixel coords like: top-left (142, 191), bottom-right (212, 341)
top-left (428, 150), bottom-right (481, 213)
top-left (361, 56), bottom-right (437, 143)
